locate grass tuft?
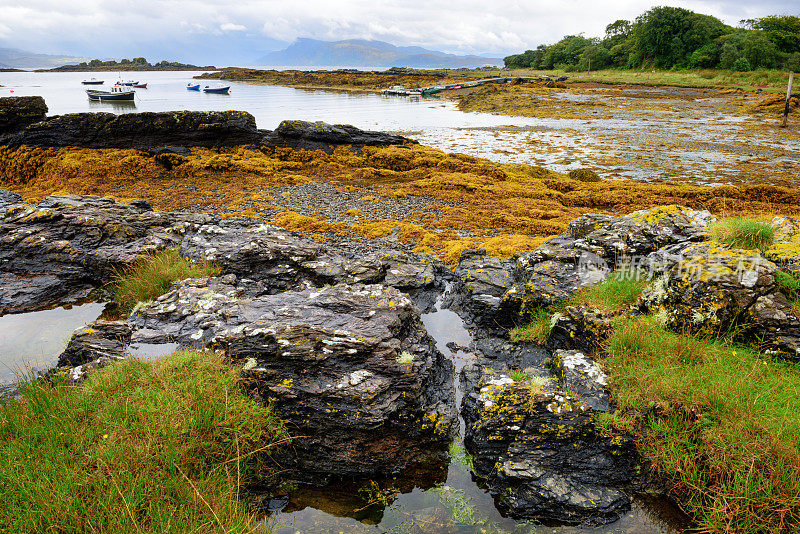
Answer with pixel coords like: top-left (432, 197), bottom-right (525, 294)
top-left (572, 272), bottom-right (649, 313)
top-left (775, 269), bottom-right (800, 316)
top-left (0, 350), bottom-right (286, 533)
top-left (113, 247), bottom-right (220, 314)
top-left (603, 316), bottom-right (800, 532)
top-left (708, 217), bottom-right (776, 252)
top-left (509, 308), bottom-right (554, 344)
top-left (508, 368), bottom-right (528, 382)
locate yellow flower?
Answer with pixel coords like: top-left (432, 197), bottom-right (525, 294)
top-left (102, 434), bottom-right (109, 440)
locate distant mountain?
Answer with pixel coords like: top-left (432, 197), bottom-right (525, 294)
top-left (0, 47), bottom-right (87, 69)
top-left (257, 39), bottom-right (502, 68)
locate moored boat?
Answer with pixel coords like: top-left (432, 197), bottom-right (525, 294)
top-left (86, 86), bottom-right (135, 101)
top-left (133, 83), bottom-right (147, 88)
top-left (202, 85), bottom-right (230, 94)
top-left (117, 80), bottom-right (138, 86)
top-left (81, 78), bottom-right (104, 85)
top-left (187, 83), bottom-right (200, 91)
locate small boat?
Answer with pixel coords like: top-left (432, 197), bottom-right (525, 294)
top-left (422, 87), bottom-right (443, 96)
top-left (187, 83), bottom-right (200, 91)
top-left (203, 85), bottom-right (230, 94)
top-left (86, 86), bottom-right (135, 101)
top-left (133, 83), bottom-right (147, 88)
top-left (117, 80), bottom-right (138, 86)
top-left (81, 78), bottom-right (104, 85)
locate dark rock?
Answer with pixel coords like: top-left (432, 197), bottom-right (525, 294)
top-left (453, 206), bottom-right (715, 329)
top-left (179, 221), bottom-right (439, 293)
top-left (0, 96), bottom-right (47, 134)
top-left (129, 278), bottom-right (456, 483)
top-left (0, 190), bottom-right (22, 211)
top-left (549, 306), bottom-right (614, 356)
top-left (58, 321), bottom-right (131, 367)
top-left (0, 193), bottom-right (211, 313)
top-left (267, 120), bottom-right (416, 151)
top-left (450, 249), bottom-right (516, 329)
top-left (0, 110), bottom-right (263, 149)
top-left (460, 361), bottom-right (636, 525)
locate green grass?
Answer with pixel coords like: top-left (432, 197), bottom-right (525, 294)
top-left (572, 272), bottom-right (649, 313)
top-left (707, 217), bottom-right (776, 252)
top-left (508, 368), bottom-right (528, 382)
top-left (113, 247), bottom-right (220, 314)
top-left (509, 308), bottom-right (553, 344)
top-left (602, 316), bottom-right (800, 532)
top-left (0, 350), bottom-right (287, 533)
top-left (776, 269), bottom-right (800, 316)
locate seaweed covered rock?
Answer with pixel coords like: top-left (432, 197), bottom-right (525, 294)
top-left (456, 205), bottom-right (714, 328)
top-left (179, 221), bottom-right (439, 293)
top-left (649, 241), bottom-right (800, 357)
top-left (129, 278), bottom-right (456, 482)
top-left (0, 96), bottom-right (47, 134)
top-left (0, 193), bottom-right (211, 312)
top-left (460, 357), bottom-right (636, 525)
top-left (0, 110), bottom-right (263, 149)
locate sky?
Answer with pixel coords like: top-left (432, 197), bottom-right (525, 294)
top-left (0, 0), bottom-right (796, 64)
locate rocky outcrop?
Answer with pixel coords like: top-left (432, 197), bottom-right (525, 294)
top-left (461, 353), bottom-right (636, 525)
top-left (266, 120), bottom-right (415, 151)
top-left (0, 96), bottom-right (47, 134)
top-left (452, 205), bottom-right (714, 329)
top-left (0, 98), bottom-right (414, 151)
top-left (0, 193), bottom-right (211, 313)
top-left (127, 277), bottom-right (456, 483)
top-left (58, 321), bottom-right (131, 367)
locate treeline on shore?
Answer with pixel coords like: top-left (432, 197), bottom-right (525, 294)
top-left (504, 7), bottom-right (800, 72)
top-left (48, 57), bottom-right (215, 71)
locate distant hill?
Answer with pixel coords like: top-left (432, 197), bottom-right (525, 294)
top-left (0, 47), bottom-right (87, 69)
top-left (257, 39), bottom-right (502, 68)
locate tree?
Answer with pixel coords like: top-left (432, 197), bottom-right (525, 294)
top-left (604, 20), bottom-right (631, 47)
top-left (745, 16), bottom-right (800, 53)
top-left (743, 32), bottom-right (779, 69)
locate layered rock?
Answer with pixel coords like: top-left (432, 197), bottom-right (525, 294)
top-left (266, 120), bottom-right (416, 151)
top-left (461, 353), bottom-right (636, 525)
top-left (128, 278), bottom-right (456, 482)
top-left (0, 193), bottom-right (210, 313)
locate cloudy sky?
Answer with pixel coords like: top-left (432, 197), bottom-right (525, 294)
top-left (0, 0), bottom-right (796, 63)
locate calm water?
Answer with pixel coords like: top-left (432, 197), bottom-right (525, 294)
top-left (0, 303), bottom-right (105, 385)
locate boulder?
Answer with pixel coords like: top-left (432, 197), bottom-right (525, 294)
top-left (58, 321), bottom-right (131, 367)
top-left (267, 120), bottom-right (416, 151)
top-left (648, 241), bottom-right (800, 357)
top-left (0, 96), bottom-right (47, 134)
top-left (764, 216), bottom-right (800, 274)
top-left (461, 357), bottom-right (636, 524)
top-left (548, 307), bottom-right (614, 356)
top-left (129, 278), bottom-right (457, 483)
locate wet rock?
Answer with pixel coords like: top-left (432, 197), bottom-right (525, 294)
top-left (450, 249), bottom-right (516, 329)
top-left (0, 96), bottom-right (47, 134)
top-left (0, 193), bottom-right (211, 313)
top-left (58, 321), bottom-right (131, 367)
top-left (179, 221), bottom-right (439, 293)
top-left (0, 110), bottom-right (263, 149)
top-left (650, 241), bottom-right (800, 357)
top-left (455, 205), bottom-right (714, 328)
top-left (266, 120), bottom-right (415, 151)
top-left (130, 279), bottom-right (457, 482)
top-left (460, 362), bottom-right (636, 525)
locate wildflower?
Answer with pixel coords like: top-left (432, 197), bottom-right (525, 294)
top-left (102, 434), bottom-right (109, 440)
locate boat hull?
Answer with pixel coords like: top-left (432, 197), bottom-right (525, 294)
top-left (187, 84), bottom-right (200, 91)
top-left (86, 89), bottom-right (135, 101)
top-left (203, 86), bottom-right (230, 94)
top-left (81, 80), bottom-right (104, 85)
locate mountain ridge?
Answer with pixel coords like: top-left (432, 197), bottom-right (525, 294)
top-left (257, 38), bottom-right (502, 68)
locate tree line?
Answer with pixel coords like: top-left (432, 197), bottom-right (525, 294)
top-left (504, 7), bottom-right (800, 72)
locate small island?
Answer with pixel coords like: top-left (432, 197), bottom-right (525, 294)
top-left (40, 57), bottom-right (216, 72)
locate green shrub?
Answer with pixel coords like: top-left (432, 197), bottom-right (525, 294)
top-left (732, 57), bottom-right (752, 71)
top-left (0, 350), bottom-right (287, 533)
top-left (707, 217), bottom-right (775, 251)
top-left (113, 247), bottom-right (220, 314)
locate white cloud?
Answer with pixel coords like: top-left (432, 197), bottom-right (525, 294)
top-left (220, 22), bottom-right (246, 31)
top-left (0, 0), bottom-right (791, 60)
